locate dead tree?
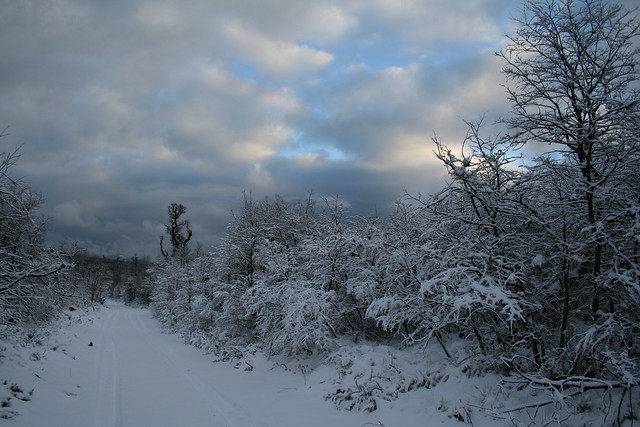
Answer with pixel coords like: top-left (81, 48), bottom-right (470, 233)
top-left (160, 202), bottom-right (192, 258)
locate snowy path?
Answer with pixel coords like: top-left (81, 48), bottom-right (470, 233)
top-left (90, 306), bottom-right (267, 427)
top-left (7, 302), bottom-right (407, 427)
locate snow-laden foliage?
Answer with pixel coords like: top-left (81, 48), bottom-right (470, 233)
top-left (324, 344), bottom-right (447, 412)
top-left (0, 142), bottom-right (75, 334)
top-left (244, 282), bottom-right (339, 356)
top-left (147, 1), bottom-right (640, 423)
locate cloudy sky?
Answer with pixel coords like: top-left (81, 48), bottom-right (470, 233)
top-left (1, 0), bottom-right (542, 257)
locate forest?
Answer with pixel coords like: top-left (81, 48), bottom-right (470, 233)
top-left (1, 0), bottom-right (639, 425)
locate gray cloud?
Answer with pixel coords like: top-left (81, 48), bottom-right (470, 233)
top-left (0, 0), bottom-right (527, 257)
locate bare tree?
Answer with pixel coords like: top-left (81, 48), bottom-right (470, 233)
top-left (160, 202), bottom-right (192, 259)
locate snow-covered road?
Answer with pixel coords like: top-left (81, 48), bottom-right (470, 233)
top-left (90, 305), bottom-right (267, 427)
top-left (7, 302), bottom-right (415, 427)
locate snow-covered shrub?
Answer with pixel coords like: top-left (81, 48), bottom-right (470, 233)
top-left (244, 282), bottom-right (339, 356)
top-left (324, 345), bottom-right (445, 412)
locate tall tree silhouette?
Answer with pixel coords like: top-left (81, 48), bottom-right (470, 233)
top-left (160, 202), bottom-right (192, 259)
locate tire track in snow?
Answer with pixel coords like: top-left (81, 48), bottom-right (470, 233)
top-left (125, 308), bottom-right (269, 427)
top-left (93, 310), bottom-right (123, 427)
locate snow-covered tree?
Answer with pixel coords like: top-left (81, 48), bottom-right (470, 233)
top-left (365, 2), bottom-right (639, 418)
top-left (0, 139), bottom-right (74, 330)
top-left (368, 121), bottom-right (534, 358)
top-left (496, 0), bottom-right (640, 384)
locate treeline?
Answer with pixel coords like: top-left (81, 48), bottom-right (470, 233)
top-left (148, 0), bottom-right (640, 417)
top-left (71, 253), bottom-right (153, 306)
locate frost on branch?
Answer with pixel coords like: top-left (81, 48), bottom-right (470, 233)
top-left (0, 139), bottom-right (74, 331)
top-left (244, 283), bottom-right (339, 356)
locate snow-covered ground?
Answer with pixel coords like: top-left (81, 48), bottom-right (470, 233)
top-left (3, 301), bottom-right (613, 427)
top-left (1, 302), bottom-right (482, 426)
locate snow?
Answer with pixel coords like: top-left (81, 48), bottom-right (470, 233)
top-left (3, 301), bottom-right (635, 426)
top-left (531, 254), bottom-right (544, 267)
top-left (0, 301), bottom-right (496, 427)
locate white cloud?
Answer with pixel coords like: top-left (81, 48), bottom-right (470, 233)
top-left (354, 0), bottom-right (511, 47)
top-left (222, 21), bottom-right (334, 77)
top-left (162, 65), bottom-right (301, 166)
top-left (304, 53), bottom-right (510, 172)
top-left (212, 1), bottom-right (356, 45)
top-left (286, 3), bottom-right (357, 44)
top-left (247, 162), bottom-right (275, 190)
top-left (88, 86), bottom-right (139, 128)
top-left (135, 2), bottom-right (187, 34)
